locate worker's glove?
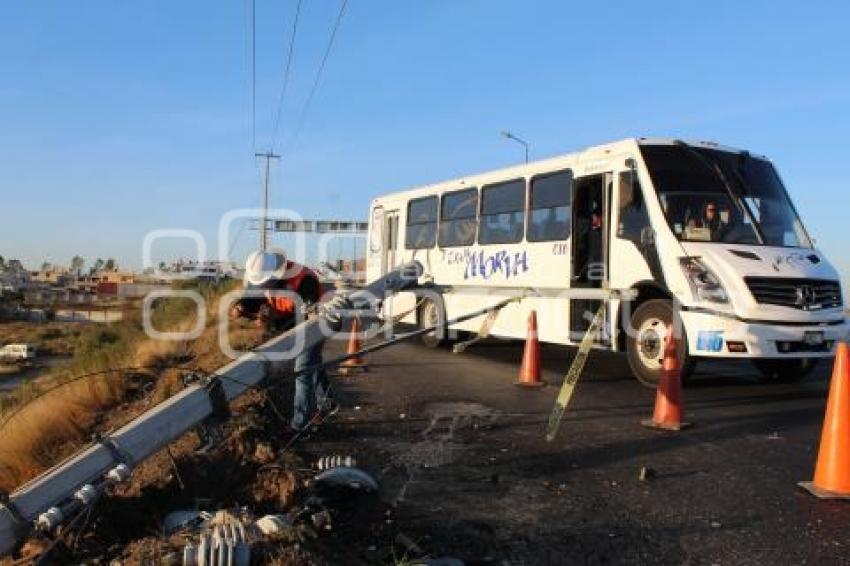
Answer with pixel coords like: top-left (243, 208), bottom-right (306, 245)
top-left (322, 293), bottom-right (353, 332)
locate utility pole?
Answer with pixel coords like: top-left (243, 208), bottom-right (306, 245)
top-left (255, 151), bottom-right (280, 251)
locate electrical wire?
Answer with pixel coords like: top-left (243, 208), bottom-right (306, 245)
top-left (0, 361), bottom-right (201, 434)
top-left (250, 0), bottom-right (257, 152)
top-left (290, 0), bottom-right (349, 144)
top-left (270, 0), bottom-right (303, 152)
top-left (227, 218), bottom-right (249, 259)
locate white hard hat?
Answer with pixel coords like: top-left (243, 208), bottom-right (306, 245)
top-left (243, 249), bottom-right (287, 287)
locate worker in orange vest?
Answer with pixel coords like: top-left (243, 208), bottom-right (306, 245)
top-left (231, 249), bottom-right (322, 333)
top-left (231, 249), bottom-right (344, 439)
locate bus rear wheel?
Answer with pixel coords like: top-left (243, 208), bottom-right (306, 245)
top-left (418, 297), bottom-right (445, 349)
top-left (626, 299), bottom-right (693, 388)
top-left (753, 358), bottom-right (817, 383)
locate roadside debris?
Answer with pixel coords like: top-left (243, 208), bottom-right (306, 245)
top-left (315, 454), bottom-right (357, 470)
top-left (142, 464), bottom-right (382, 565)
top-left (180, 510), bottom-right (252, 566)
top-left (163, 509), bottom-right (208, 535)
top-left (309, 466), bottom-right (380, 506)
top-left (638, 466), bottom-right (656, 482)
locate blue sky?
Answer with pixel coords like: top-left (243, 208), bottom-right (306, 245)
top-left (1, 1), bottom-right (849, 280)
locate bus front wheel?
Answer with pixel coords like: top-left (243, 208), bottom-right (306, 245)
top-left (626, 299), bottom-right (693, 388)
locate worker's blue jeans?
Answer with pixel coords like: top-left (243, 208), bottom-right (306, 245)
top-left (291, 341), bottom-right (331, 430)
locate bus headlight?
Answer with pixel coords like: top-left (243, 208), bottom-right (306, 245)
top-left (680, 257), bottom-right (729, 304)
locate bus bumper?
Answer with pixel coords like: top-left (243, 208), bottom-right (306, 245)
top-left (680, 310), bottom-right (849, 358)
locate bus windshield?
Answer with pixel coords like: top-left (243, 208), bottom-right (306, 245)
top-left (640, 144), bottom-right (812, 248)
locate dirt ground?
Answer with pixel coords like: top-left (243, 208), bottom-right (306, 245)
top-left (11, 332), bottom-right (850, 565)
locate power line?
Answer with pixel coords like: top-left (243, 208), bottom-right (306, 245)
top-left (290, 0), bottom-right (349, 144)
top-left (250, 0), bottom-right (257, 151)
top-left (227, 218), bottom-right (249, 259)
top-left (270, 0), bottom-right (303, 152)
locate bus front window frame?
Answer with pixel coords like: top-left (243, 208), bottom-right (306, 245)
top-left (640, 144), bottom-right (813, 249)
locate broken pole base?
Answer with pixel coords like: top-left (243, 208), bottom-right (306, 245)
top-left (640, 419), bottom-right (692, 431)
top-left (797, 481), bottom-right (850, 500)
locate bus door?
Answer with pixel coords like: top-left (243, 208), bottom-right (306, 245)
top-left (382, 210), bottom-right (400, 274)
top-left (570, 172), bottom-right (612, 342)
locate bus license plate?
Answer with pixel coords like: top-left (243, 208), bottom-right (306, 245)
top-left (803, 331), bottom-right (824, 346)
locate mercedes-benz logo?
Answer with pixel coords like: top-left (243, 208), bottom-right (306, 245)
top-left (795, 285), bottom-right (817, 308)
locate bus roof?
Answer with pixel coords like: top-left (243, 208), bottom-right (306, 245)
top-left (371, 137), bottom-right (766, 204)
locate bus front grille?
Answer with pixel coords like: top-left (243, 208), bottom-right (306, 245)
top-left (744, 277), bottom-right (842, 310)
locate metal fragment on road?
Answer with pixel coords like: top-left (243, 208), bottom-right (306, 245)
top-left (313, 466), bottom-right (379, 494)
top-left (638, 466), bottom-right (656, 481)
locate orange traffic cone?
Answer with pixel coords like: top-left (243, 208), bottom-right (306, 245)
top-left (339, 317), bottom-right (368, 375)
top-left (515, 311), bottom-right (544, 388)
top-left (641, 327), bottom-right (691, 431)
top-left (799, 342), bottom-right (850, 499)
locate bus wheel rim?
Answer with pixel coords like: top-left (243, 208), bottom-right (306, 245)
top-left (637, 317), bottom-right (666, 370)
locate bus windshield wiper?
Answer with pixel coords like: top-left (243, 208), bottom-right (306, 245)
top-left (672, 140), bottom-right (765, 244)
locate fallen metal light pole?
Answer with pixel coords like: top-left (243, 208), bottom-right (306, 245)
top-left (0, 262), bottom-right (424, 557)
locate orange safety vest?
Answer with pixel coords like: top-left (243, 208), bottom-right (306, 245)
top-left (265, 261), bottom-right (321, 315)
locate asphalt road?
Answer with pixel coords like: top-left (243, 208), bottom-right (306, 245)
top-left (306, 335), bottom-right (849, 565)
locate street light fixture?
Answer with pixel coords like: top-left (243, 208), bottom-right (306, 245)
top-left (501, 130), bottom-right (529, 163)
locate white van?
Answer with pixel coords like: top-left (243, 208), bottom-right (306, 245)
top-left (0, 343), bottom-right (37, 362)
top-left (367, 138), bottom-right (847, 386)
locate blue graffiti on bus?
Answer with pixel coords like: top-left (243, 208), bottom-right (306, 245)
top-left (464, 249), bottom-right (530, 280)
top-left (443, 249), bottom-right (472, 266)
top-left (441, 248), bottom-right (530, 280)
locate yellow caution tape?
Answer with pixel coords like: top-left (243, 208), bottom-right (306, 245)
top-left (545, 302), bottom-right (606, 442)
top-left (452, 295), bottom-right (524, 354)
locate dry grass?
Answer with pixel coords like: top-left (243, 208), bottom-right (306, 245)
top-left (0, 279), bottom-right (259, 493)
top-left (0, 368), bottom-right (125, 489)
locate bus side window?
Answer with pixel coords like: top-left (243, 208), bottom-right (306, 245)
top-left (616, 170), bottom-right (650, 243)
top-left (479, 179), bottom-right (525, 245)
top-left (405, 196), bottom-right (438, 249)
top-left (439, 188), bottom-right (478, 247)
top-left (387, 215), bottom-right (398, 250)
top-left (528, 170), bottom-right (571, 241)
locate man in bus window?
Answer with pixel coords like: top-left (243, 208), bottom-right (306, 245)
top-left (687, 201), bottom-right (727, 241)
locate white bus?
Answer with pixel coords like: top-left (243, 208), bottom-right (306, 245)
top-left (366, 138), bottom-right (847, 386)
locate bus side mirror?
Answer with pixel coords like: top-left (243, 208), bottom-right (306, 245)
top-left (640, 226), bottom-right (655, 247)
